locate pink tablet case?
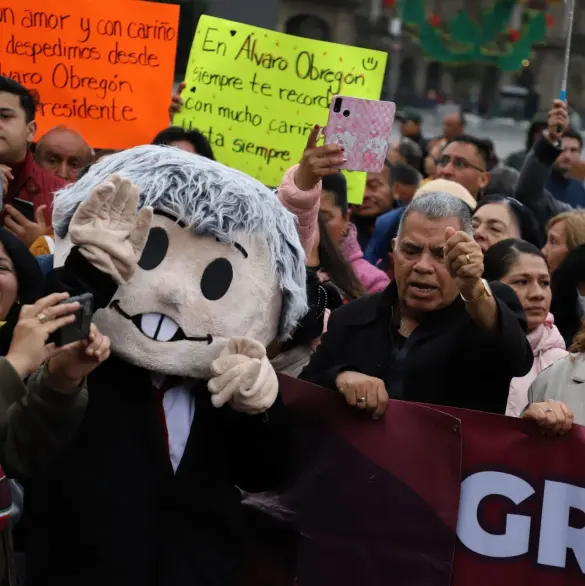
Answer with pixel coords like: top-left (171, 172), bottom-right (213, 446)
top-left (324, 96), bottom-right (396, 173)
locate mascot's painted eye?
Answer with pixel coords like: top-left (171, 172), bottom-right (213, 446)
top-left (201, 258), bottom-right (233, 301)
top-left (138, 227), bottom-right (169, 271)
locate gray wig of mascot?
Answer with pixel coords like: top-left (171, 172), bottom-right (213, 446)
top-left (52, 145), bottom-right (308, 394)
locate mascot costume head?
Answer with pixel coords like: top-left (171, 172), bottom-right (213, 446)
top-left (52, 145), bottom-right (307, 389)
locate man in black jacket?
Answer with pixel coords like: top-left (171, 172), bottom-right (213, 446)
top-left (301, 192), bottom-right (533, 417)
top-left (515, 99), bottom-right (579, 229)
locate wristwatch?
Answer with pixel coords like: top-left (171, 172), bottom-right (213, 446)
top-left (542, 130), bottom-right (563, 149)
top-left (461, 279), bottom-right (493, 304)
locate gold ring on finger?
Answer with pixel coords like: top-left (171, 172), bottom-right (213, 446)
top-left (545, 408), bottom-right (553, 413)
top-left (37, 313), bottom-right (49, 324)
top-left (357, 397), bottom-right (367, 404)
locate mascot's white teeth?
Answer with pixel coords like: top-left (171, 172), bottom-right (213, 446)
top-left (109, 300), bottom-right (213, 344)
top-left (140, 313), bottom-right (180, 342)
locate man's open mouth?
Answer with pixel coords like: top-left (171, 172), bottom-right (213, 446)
top-left (110, 300), bottom-right (212, 344)
top-left (409, 283), bottom-right (438, 293)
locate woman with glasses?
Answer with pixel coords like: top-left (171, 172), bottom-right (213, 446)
top-left (472, 195), bottom-right (544, 253)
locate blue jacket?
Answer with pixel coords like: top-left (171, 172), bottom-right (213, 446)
top-left (364, 207), bottom-right (405, 271)
top-left (36, 254), bottom-right (54, 276)
top-left (546, 169), bottom-right (585, 209)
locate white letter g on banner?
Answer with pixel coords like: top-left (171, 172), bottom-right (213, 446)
top-left (457, 471), bottom-right (534, 558)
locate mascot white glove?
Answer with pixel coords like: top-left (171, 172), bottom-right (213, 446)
top-left (208, 337), bottom-right (278, 415)
top-left (68, 174), bottom-right (153, 284)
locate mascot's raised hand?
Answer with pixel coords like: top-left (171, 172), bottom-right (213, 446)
top-left (208, 337), bottom-right (278, 415)
top-left (68, 174), bottom-right (153, 284)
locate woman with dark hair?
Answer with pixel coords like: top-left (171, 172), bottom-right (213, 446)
top-left (548, 243), bottom-right (585, 347)
top-left (152, 126), bottom-right (215, 160)
top-left (318, 173), bottom-right (389, 294)
top-left (0, 229), bottom-right (44, 355)
top-left (307, 212), bottom-right (365, 303)
top-left (483, 239), bottom-right (566, 416)
top-left (472, 194), bottom-right (543, 253)
top-left (485, 166), bottom-right (520, 198)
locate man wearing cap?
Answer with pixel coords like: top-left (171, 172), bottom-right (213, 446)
top-left (397, 109), bottom-right (427, 155)
top-left (364, 179), bottom-right (477, 274)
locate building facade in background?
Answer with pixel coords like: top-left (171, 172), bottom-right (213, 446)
top-left (155, 0), bottom-right (585, 118)
top-left (278, 0), bottom-right (585, 117)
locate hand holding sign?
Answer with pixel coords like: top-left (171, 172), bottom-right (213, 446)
top-left (169, 81), bottom-right (186, 120)
top-left (522, 399), bottom-right (574, 436)
top-left (335, 370), bottom-right (389, 420)
top-left (294, 125), bottom-right (345, 191)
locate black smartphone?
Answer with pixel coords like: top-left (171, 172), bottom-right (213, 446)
top-left (11, 198), bottom-right (35, 222)
top-left (50, 293), bottom-right (94, 347)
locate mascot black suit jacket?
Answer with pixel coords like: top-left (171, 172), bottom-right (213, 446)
top-left (23, 246), bottom-right (291, 586)
top-left (15, 148), bottom-right (309, 586)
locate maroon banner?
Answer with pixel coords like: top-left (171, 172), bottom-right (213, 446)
top-left (277, 374), bottom-right (585, 586)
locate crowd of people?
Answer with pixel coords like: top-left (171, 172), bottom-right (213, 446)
top-left (0, 68), bottom-right (582, 584)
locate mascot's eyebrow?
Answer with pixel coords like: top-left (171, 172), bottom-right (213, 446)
top-left (154, 209), bottom-right (186, 228)
top-left (215, 236), bottom-right (248, 259)
top-left (151, 211), bottom-right (246, 257)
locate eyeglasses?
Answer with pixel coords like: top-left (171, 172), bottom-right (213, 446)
top-left (435, 155), bottom-right (486, 173)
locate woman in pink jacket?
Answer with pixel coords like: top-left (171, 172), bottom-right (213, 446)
top-left (483, 239), bottom-right (567, 417)
top-left (279, 147), bottom-right (389, 295)
top-left (271, 126), bottom-right (351, 371)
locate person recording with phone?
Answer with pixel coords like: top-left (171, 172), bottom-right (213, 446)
top-left (0, 77), bottom-right (65, 249)
top-left (0, 291), bottom-right (109, 586)
top-left (0, 228), bottom-right (45, 357)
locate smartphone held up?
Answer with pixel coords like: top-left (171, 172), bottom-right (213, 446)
top-left (50, 293), bottom-right (95, 347)
top-left (323, 96), bottom-right (396, 174)
top-left (11, 198), bottom-right (35, 222)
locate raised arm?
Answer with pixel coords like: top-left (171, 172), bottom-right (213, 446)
top-left (46, 175), bottom-right (152, 310)
top-left (277, 125), bottom-right (344, 257)
top-left (515, 100), bottom-right (572, 227)
top-left (444, 228), bottom-right (532, 377)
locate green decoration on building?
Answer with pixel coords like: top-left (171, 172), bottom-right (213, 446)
top-left (398, 0), bottom-right (549, 71)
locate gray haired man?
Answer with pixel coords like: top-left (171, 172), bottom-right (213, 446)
top-left (302, 192), bottom-right (533, 418)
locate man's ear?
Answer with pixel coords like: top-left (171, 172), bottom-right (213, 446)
top-left (479, 171), bottom-right (491, 190)
top-left (26, 120), bottom-right (37, 144)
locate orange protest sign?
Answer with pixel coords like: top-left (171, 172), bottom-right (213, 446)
top-left (0, 0), bottom-right (179, 149)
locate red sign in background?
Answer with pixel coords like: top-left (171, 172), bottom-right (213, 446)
top-left (272, 375), bottom-right (585, 586)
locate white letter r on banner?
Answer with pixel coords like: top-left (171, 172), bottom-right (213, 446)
top-left (539, 480), bottom-right (585, 572)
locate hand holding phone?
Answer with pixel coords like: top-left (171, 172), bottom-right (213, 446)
top-left (294, 125), bottom-right (345, 191)
top-left (5, 292), bottom-right (80, 378)
top-left (4, 200), bottom-right (50, 248)
top-left (324, 96), bottom-right (396, 173)
top-left (49, 293), bottom-right (94, 347)
top-left (10, 198), bottom-right (35, 222)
